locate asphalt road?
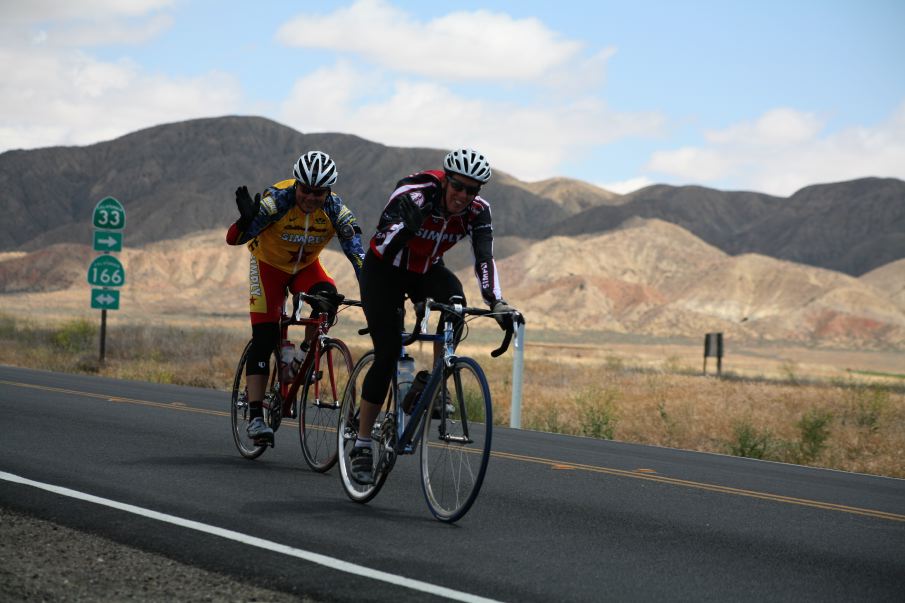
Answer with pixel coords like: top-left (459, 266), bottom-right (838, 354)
top-left (1, 365), bottom-right (903, 601)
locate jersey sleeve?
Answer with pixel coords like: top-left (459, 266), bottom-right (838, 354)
top-left (327, 195), bottom-right (365, 279)
top-left (469, 203), bottom-right (504, 306)
top-left (372, 188), bottom-right (431, 262)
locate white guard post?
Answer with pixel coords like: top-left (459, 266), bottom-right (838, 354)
top-left (509, 321), bottom-right (525, 428)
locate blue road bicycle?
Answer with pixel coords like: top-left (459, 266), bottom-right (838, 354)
top-left (337, 297), bottom-right (522, 522)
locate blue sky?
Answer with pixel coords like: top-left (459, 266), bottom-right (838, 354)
top-left (2, 0), bottom-right (903, 195)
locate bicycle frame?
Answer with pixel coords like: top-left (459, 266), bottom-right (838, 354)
top-left (393, 315), bottom-right (459, 454)
top-left (393, 306), bottom-right (476, 454)
top-left (270, 295), bottom-right (345, 419)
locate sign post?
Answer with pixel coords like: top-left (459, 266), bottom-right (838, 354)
top-left (703, 332), bottom-right (723, 376)
top-left (89, 197), bottom-right (126, 362)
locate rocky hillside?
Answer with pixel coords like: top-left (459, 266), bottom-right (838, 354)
top-left (0, 116), bottom-right (566, 252)
top-left (2, 220), bottom-right (902, 350)
top-left (548, 179), bottom-right (905, 275)
top-left (2, 116), bottom-right (903, 277)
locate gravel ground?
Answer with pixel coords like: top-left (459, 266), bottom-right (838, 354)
top-left (0, 507), bottom-right (311, 602)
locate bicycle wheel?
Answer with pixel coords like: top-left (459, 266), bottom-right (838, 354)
top-left (420, 357), bottom-right (493, 522)
top-left (231, 341), bottom-right (282, 459)
top-left (299, 338), bottom-right (353, 472)
top-left (337, 351), bottom-right (393, 503)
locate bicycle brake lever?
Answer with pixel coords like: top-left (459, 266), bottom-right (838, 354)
top-left (491, 327), bottom-right (514, 358)
top-left (420, 305), bottom-right (432, 334)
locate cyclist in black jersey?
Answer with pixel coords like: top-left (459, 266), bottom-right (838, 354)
top-left (349, 148), bottom-right (520, 484)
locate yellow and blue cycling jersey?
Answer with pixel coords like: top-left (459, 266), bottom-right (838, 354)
top-left (228, 179), bottom-right (364, 277)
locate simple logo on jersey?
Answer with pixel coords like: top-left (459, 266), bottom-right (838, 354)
top-left (282, 233), bottom-right (326, 245)
top-left (249, 256), bottom-right (262, 297)
top-left (417, 230), bottom-right (464, 244)
top-left (261, 197), bottom-right (278, 215)
top-left (479, 261), bottom-right (491, 290)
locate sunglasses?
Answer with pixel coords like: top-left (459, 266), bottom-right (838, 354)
top-left (447, 176), bottom-right (481, 196)
top-left (297, 182), bottom-right (330, 196)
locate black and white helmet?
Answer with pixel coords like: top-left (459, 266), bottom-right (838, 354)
top-left (293, 151), bottom-right (337, 188)
top-left (443, 148), bottom-right (492, 183)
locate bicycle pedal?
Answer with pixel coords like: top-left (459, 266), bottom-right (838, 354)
top-left (253, 436), bottom-right (274, 448)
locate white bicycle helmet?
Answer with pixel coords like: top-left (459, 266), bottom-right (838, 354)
top-left (293, 151), bottom-right (337, 188)
top-left (443, 148), bottom-right (492, 183)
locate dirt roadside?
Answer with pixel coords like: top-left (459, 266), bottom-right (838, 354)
top-left (0, 506), bottom-right (312, 602)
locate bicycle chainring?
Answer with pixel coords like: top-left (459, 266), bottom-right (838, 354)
top-left (374, 413), bottom-right (398, 475)
top-left (265, 390), bottom-right (283, 432)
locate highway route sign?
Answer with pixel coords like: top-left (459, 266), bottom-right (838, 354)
top-left (87, 255), bottom-right (125, 288)
top-left (92, 197), bottom-right (126, 230)
top-left (93, 231), bottom-right (123, 252)
top-left (90, 289), bottom-right (120, 310)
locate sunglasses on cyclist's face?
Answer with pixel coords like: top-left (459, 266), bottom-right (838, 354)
top-left (297, 182), bottom-right (330, 196)
top-left (447, 176), bottom-right (481, 196)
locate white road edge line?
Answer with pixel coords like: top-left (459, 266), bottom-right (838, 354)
top-left (1, 470), bottom-right (500, 603)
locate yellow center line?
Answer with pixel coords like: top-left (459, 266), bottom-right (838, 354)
top-left (4, 378), bottom-right (903, 522)
top-left (2, 379), bottom-right (228, 418)
top-left (490, 450), bottom-right (905, 522)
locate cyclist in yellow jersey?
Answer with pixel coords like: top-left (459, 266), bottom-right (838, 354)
top-left (227, 151), bottom-right (364, 444)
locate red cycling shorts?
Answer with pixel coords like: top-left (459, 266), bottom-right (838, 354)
top-left (248, 255), bottom-right (335, 325)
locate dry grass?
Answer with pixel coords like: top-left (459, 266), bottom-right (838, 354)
top-left (2, 313), bottom-right (903, 478)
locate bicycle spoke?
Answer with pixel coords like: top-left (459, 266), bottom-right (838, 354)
top-left (300, 340), bottom-right (352, 472)
top-left (420, 358), bottom-right (492, 522)
top-left (231, 342), bottom-right (279, 460)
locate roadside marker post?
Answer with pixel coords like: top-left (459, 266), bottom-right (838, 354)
top-left (510, 321), bottom-right (526, 429)
top-left (703, 332), bottom-right (723, 376)
top-left (88, 197), bottom-right (126, 363)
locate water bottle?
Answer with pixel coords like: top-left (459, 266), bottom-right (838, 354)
top-left (280, 340), bottom-right (296, 382)
top-left (290, 343), bottom-right (307, 378)
top-left (397, 354), bottom-right (415, 408)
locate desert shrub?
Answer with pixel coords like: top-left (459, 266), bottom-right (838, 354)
top-left (576, 385), bottom-right (618, 440)
top-left (729, 419), bottom-right (773, 459)
top-left (796, 409), bottom-right (833, 463)
top-left (52, 319), bottom-right (96, 353)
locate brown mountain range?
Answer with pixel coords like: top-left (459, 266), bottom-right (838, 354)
top-left (548, 179), bottom-right (905, 276)
top-left (0, 116), bottom-right (566, 252)
top-left (2, 115), bottom-right (903, 278)
top-left (1, 219), bottom-right (902, 349)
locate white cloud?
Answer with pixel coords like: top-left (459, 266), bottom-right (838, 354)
top-left (706, 108), bottom-right (823, 146)
top-left (0, 39), bottom-right (241, 152)
top-left (280, 62), bottom-right (665, 181)
top-left (647, 146), bottom-right (736, 182)
top-left (599, 176), bottom-right (653, 195)
top-left (644, 103), bottom-right (905, 195)
top-left (37, 14), bottom-right (174, 47)
top-left (276, 0), bottom-right (584, 82)
top-left (0, 0), bottom-right (174, 22)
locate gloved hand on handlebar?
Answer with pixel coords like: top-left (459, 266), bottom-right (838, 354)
top-left (491, 299), bottom-right (517, 331)
top-left (397, 195), bottom-right (425, 234)
top-left (235, 185), bottom-right (261, 230)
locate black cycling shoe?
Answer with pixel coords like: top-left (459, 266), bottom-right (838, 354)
top-left (349, 446), bottom-right (374, 485)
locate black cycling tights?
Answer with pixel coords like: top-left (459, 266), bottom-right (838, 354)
top-left (359, 251), bottom-right (465, 404)
top-left (247, 322), bottom-right (279, 377)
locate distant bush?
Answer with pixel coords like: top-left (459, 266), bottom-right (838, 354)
top-left (795, 409), bottom-right (833, 463)
top-left (729, 420), bottom-right (773, 459)
top-left (577, 386), bottom-right (618, 440)
top-left (52, 319), bottom-right (96, 353)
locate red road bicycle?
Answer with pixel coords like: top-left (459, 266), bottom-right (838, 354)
top-left (231, 291), bottom-right (361, 471)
